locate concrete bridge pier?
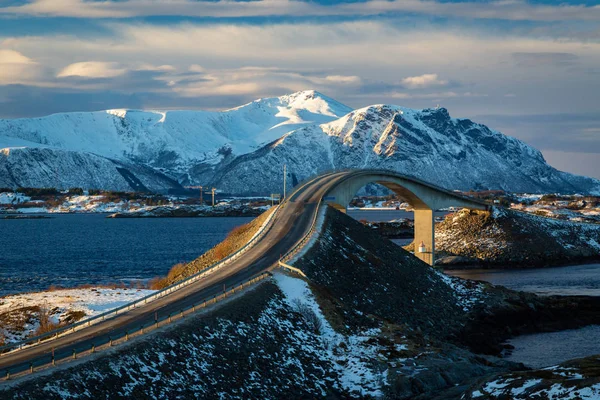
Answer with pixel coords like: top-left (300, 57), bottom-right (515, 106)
top-left (413, 208), bottom-right (434, 265)
top-left (322, 170), bottom-right (489, 267)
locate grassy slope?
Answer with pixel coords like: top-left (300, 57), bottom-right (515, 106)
top-left (150, 207), bottom-right (274, 289)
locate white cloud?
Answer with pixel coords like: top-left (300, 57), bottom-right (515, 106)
top-left (0, 49), bottom-right (44, 84)
top-left (401, 73), bottom-right (447, 89)
top-left (137, 64), bottom-right (176, 72)
top-left (0, 20), bottom-right (599, 117)
top-left (542, 150), bottom-right (600, 179)
top-left (189, 64), bottom-right (205, 73)
top-left (0, 49), bottom-right (35, 64)
top-left (387, 91), bottom-right (487, 99)
top-left (1, 0), bottom-right (599, 22)
top-left (57, 61), bottom-right (127, 78)
top-left (323, 75), bottom-right (362, 84)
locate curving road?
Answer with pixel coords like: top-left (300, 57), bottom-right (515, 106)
top-left (0, 171), bottom-right (351, 378)
top-left (0, 169), bottom-right (486, 378)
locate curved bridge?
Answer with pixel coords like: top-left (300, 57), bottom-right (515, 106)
top-left (321, 170), bottom-right (489, 264)
top-left (0, 169), bottom-right (489, 379)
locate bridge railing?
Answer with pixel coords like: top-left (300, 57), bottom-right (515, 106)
top-left (279, 192), bottom-right (325, 264)
top-left (1, 271), bottom-right (272, 383)
top-left (0, 169), bottom-right (487, 357)
top-left (0, 204), bottom-right (283, 357)
top-left (0, 170), bottom-right (329, 357)
top-left (291, 168), bottom-right (488, 209)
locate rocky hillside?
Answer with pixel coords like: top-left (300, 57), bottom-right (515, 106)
top-left (1, 91), bottom-right (599, 194)
top-left (0, 91), bottom-right (350, 191)
top-left (464, 357), bottom-right (600, 399)
top-left (0, 147), bottom-right (182, 192)
top-left (211, 105), bottom-right (600, 195)
top-left (4, 207), bottom-right (600, 398)
top-left (436, 208), bottom-right (600, 267)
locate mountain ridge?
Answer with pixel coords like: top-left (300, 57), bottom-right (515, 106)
top-left (0, 91), bottom-right (598, 195)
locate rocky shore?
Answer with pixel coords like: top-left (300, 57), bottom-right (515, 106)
top-left (107, 204), bottom-right (266, 218)
top-left (463, 356), bottom-right (600, 398)
top-left (359, 219), bottom-right (414, 238)
top-left (4, 207), bottom-right (600, 399)
top-left (435, 208), bottom-right (600, 268)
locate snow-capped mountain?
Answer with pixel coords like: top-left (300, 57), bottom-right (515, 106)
top-left (0, 90), bottom-right (598, 194)
top-left (0, 90), bottom-right (351, 191)
top-left (207, 104), bottom-right (600, 195)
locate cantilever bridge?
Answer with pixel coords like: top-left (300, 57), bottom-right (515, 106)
top-left (0, 169), bottom-right (488, 380)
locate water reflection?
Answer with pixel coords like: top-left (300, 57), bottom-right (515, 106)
top-left (447, 264), bottom-right (600, 297)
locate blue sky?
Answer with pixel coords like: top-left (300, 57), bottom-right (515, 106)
top-left (0, 0), bottom-right (599, 178)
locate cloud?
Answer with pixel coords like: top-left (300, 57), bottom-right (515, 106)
top-left (0, 49), bottom-right (45, 84)
top-left (512, 52), bottom-right (579, 67)
top-left (473, 112), bottom-right (600, 155)
top-left (0, 49), bottom-right (34, 64)
top-left (0, 19), bottom-right (599, 124)
top-left (542, 150), bottom-right (600, 180)
top-left (57, 61), bottom-right (127, 78)
top-left (401, 73), bottom-right (447, 89)
top-left (323, 75), bottom-right (362, 84)
top-left (2, 0), bottom-right (600, 22)
top-left (387, 91), bottom-right (487, 99)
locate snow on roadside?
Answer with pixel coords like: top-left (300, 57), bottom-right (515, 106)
top-left (0, 287), bottom-right (156, 344)
top-left (434, 271), bottom-right (486, 312)
top-left (274, 272), bottom-right (388, 397)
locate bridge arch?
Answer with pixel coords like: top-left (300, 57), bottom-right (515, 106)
top-left (322, 170), bottom-right (489, 265)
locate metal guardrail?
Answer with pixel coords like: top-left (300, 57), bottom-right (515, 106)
top-left (0, 204), bottom-right (283, 356)
top-left (0, 168), bottom-right (486, 357)
top-left (1, 272), bottom-right (272, 382)
top-left (274, 167), bottom-right (487, 268)
top-left (0, 170), bottom-right (330, 357)
top-left (279, 189), bottom-right (325, 264)
top-left (0, 172), bottom-right (335, 380)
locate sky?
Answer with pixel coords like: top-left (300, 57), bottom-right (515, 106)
top-left (0, 0), bottom-right (599, 179)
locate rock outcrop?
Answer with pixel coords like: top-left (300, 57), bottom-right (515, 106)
top-left (436, 208), bottom-right (600, 267)
top-left (5, 207), bottom-right (600, 399)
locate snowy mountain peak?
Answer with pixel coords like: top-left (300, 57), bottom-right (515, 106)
top-left (229, 90), bottom-right (352, 119)
top-left (1, 91), bottom-right (599, 195)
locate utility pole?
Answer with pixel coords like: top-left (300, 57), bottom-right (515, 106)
top-left (199, 186), bottom-right (203, 205)
top-left (283, 164), bottom-right (287, 200)
top-left (211, 188), bottom-right (216, 207)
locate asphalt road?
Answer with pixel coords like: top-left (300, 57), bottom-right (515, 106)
top-left (0, 169), bottom-right (485, 377)
top-left (0, 171), bottom-right (350, 377)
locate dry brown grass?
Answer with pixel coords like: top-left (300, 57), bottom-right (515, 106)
top-left (148, 263), bottom-right (187, 290)
top-left (33, 304), bottom-right (64, 336)
top-left (0, 306), bottom-right (40, 337)
top-left (148, 208), bottom-right (275, 290)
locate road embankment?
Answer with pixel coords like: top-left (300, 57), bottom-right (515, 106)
top-left (5, 206), bottom-right (600, 399)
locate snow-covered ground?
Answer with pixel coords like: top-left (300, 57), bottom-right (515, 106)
top-left (0, 192), bottom-right (270, 215)
top-left (53, 195), bottom-right (142, 213)
top-left (274, 272), bottom-right (396, 397)
top-left (0, 192), bottom-right (31, 205)
top-left (510, 194), bottom-right (600, 224)
top-left (469, 365), bottom-right (600, 399)
top-left (0, 287), bottom-right (155, 344)
top-left (0, 192), bottom-right (144, 214)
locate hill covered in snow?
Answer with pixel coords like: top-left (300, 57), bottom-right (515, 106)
top-left (1, 90), bottom-right (598, 195)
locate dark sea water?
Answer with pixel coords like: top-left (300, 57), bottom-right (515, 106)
top-left (0, 214), bottom-right (253, 296)
top-left (447, 263), bottom-right (600, 297)
top-left (346, 208), bottom-right (449, 222)
top-left (448, 264), bottom-right (600, 368)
